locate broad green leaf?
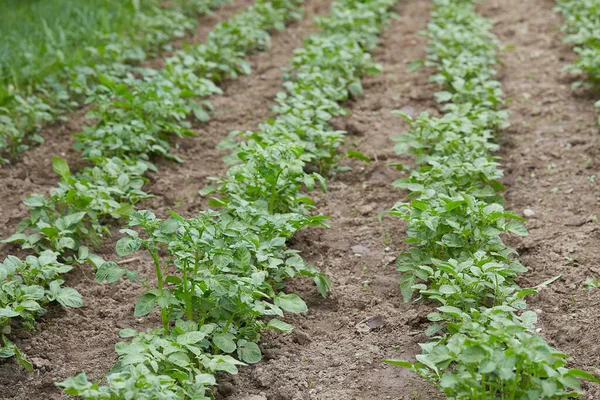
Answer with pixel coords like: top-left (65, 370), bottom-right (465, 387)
top-left (52, 156), bottom-right (71, 181)
top-left (267, 319), bottom-right (293, 332)
top-left (213, 333), bottom-right (236, 353)
top-left (134, 293), bottom-right (156, 317)
top-left (274, 293), bottom-right (308, 313)
top-left (54, 287), bottom-right (83, 308)
top-left (506, 221), bottom-right (528, 236)
top-left (0, 308), bottom-right (19, 318)
top-left (237, 340), bottom-right (261, 364)
top-left (160, 218), bottom-right (180, 234)
top-left (119, 328), bottom-right (137, 338)
top-left (115, 236), bottom-right (142, 257)
top-left (399, 273), bottom-right (416, 303)
top-left (177, 331), bottom-right (208, 345)
top-left (95, 262), bottom-right (126, 284)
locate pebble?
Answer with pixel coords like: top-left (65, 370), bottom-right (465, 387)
top-left (351, 244), bottom-right (372, 255)
top-left (523, 208), bottom-right (536, 218)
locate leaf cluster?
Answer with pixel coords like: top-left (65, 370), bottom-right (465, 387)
top-left (384, 0), bottom-right (600, 398)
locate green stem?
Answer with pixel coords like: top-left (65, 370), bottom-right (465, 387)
top-left (182, 260), bottom-right (193, 321)
top-left (150, 248), bottom-right (169, 334)
top-left (268, 168), bottom-right (285, 214)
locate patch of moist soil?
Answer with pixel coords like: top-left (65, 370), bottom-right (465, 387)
top-left (0, 1), bottom-right (331, 399)
top-left (481, 0), bottom-right (600, 398)
top-left (217, 1), bottom-right (445, 399)
top-left (0, 0), bottom-right (254, 247)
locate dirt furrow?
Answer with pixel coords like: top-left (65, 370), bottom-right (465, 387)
top-left (0, 1), bottom-right (333, 398)
top-left (0, 0), bottom-right (255, 244)
top-left (480, 0), bottom-right (600, 398)
top-left (216, 1), bottom-right (444, 398)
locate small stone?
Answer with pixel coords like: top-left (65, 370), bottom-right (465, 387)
top-left (292, 330), bottom-right (311, 345)
top-left (357, 204), bottom-right (374, 215)
top-left (351, 244), bottom-right (372, 255)
top-left (523, 209), bottom-right (535, 218)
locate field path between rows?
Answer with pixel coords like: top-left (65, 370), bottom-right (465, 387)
top-left (212, 0), bottom-right (444, 398)
top-left (0, 0), bottom-right (336, 397)
top-left (480, 0), bottom-right (600, 399)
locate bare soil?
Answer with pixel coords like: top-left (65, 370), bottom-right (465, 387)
top-left (2, 0), bottom-right (600, 399)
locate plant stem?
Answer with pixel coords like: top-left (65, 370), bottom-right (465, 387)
top-left (150, 248), bottom-right (169, 334)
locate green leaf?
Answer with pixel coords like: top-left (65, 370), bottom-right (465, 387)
top-left (566, 368), bottom-right (600, 384)
top-left (23, 195), bottom-right (46, 207)
top-left (160, 218), bottom-right (180, 234)
top-left (425, 324), bottom-right (444, 337)
top-left (213, 333), bottom-right (236, 353)
top-left (199, 185), bottom-right (217, 196)
top-left (119, 328), bottom-right (137, 338)
top-left (399, 273), bottom-right (416, 303)
top-left (134, 293), bottom-right (156, 317)
top-left (177, 331), bottom-right (208, 345)
top-left (95, 262), bottom-right (126, 284)
top-left (267, 319), bottom-right (293, 332)
top-left (0, 308), bottom-right (19, 318)
top-left (237, 340), bottom-right (261, 364)
top-left (274, 293), bottom-right (308, 313)
top-left (506, 221), bottom-right (528, 236)
top-left (63, 212), bottom-right (86, 227)
top-left (54, 287), bottom-right (83, 308)
top-left (115, 236), bottom-right (142, 257)
top-left (406, 59), bottom-right (424, 72)
top-left (383, 359), bottom-right (413, 368)
top-left (458, 345), bottom-right (486, 364)
top-left (347, 149), bottom-right (371, 163)
top-left (52, 156), bottom-right (71, 181)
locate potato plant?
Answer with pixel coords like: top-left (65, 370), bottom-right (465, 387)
top-left (384, 0), bottom-right (600, 398)
top-left (57, 0), bottom-right (397, 397)
top-left (0, 0), bottom-right (306, 369)
top-left (555, 0), bottom-right (600, 124)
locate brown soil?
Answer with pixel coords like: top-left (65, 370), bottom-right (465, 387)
top-left (2, 0), bottom-right (600, 399)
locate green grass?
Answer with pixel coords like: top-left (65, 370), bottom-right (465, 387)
top-left (0, 0), bottom-right (213, 101)
top-left (0, 0), bottom-right (146, 92)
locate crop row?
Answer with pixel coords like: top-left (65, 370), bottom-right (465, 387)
top-left (384, 0), bottom-right (599, 398)
top-left (0, 0), bottom-right (230, 164)
top-left (554, 0), bottom-right (600, 123)
top-left (56, 0), bottom-right (397, 398)
top-left (0, 0), bottom-right (304, 371)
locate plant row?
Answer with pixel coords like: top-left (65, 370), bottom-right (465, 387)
top-left (554, 0), bottom-right (600, 124)
top-left (0, 0), bottom-right (230, 164)
top-left (56, 0), bottom-right (398, 397)
top-left (0, 0), bottom-right (304, 371)
top-left (384, 0), bottom-right (599, 398)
